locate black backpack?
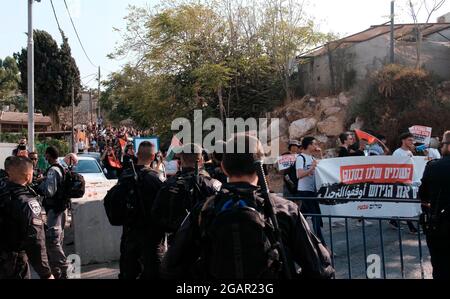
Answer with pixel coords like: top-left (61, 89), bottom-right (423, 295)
top-left (199, 190), bottom-right (281, 279)
top-left (152, 174), bottom-right (204, 233)
top-left (63, 168), bottom-right (85, 199)
top-left (284, 154), bottom-right (305, 194)
top-left (47, 164), bottom-right (85, 199)
top-left (103, 168), bottom-right (149, 226)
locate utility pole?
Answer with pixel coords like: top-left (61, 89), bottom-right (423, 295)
top-left (27, 0), bottom-right (38, 152)
top-left (89, 90), bottom-right (93, 124)
top-left (98, 66), bottom-right (101, 121)
top-left (390, 0), bottom-right (395, 64)
top-left (71, 86), bottom-right (76, 153)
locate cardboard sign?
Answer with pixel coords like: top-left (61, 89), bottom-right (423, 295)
top-left (409, 125), bottom-right (432, 145)
top-left (277, 154), bottom-right (297, 171)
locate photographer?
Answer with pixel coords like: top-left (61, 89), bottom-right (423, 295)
top-left (12, 137), bottom-right (30, 157)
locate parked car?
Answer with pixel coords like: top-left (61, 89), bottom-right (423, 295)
top-left (58, 156), bottom-right (108, 183)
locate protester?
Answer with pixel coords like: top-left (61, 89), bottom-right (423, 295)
top-left (427, 137), bottom-right (442, 160)
top-left (77, 138), bottom-right (85, 153)
top-left (282, 140), bottom-right (301, 198)
top-left (390, 133), bottom-right (418, 233)
top-left (368, 134), bottom-right (389, 156)
top-left (393, 132), bottom-right (415, 158)
top-left (295, 136), bottom-right (327, 245)
top-left (101, 144), bottom-right (122, 179)
top-left (337, 132), bottom-right (356, 157)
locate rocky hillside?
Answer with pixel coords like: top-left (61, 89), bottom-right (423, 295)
top-left (270, 92), bottom-right (357, 157)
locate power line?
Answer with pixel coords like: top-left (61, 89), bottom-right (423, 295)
top-left (50, 0), bottom-right (63, 34)
top-left (63, 0), bottom-right (97, 68)
top-left (81, 73), bottom-right (97, 80)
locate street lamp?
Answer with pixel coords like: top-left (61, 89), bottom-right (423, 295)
top-left (27, 0), bottom-right (40, 152)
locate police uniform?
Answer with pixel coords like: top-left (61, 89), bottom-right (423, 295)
top-left (0, 180), bottom-right (52, 279)
top-left (419, 155), bottom-right (450, 279)
top-left (151, 167), bottom-right (222, 235)
top-left (160, 182), bottom-right (334, 279)
top-left (119, 165), bottom-right (165, 280)
top-left (38, 163), bottom-right (68, 279)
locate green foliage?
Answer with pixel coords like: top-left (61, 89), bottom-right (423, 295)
top-left (347, 64), bottom-right (449, 148)
top-left (0, 56), bottom-right (20, 100)
top-left (104, 0), bottom-right (327, 143)
top-left (36, 139), bottom-right (70, 170)
top-left (14, 30), bottom-right (82, 127)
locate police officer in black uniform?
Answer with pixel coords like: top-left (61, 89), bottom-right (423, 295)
top-left (0, 156), bottom-right (54, 279)
top-left (205, 140), bottom-right (228, 185)
top-left (152, 143), bottom-right (222, 236)
top-left (119, 141), bottom-right (165, 279)
top-left (419, 130), bottom-right (450, 279)
top-left (160, 135), bottom-right (334, 279)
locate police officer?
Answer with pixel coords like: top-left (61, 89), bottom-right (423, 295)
top-left (419, 130), bottom-right (450, 279)
top-left (38, 146), bottom-right (68, 279)
top-left (204, 140), bottom-right (227, 185)
top-left (0, 156), bottom-right (54, 279)
top-left (160, 135), bottom-right (334, 279)
top-left (152, 143), bottom-right (222, 236)
top-left (119, 141), bottom-right (165, 279)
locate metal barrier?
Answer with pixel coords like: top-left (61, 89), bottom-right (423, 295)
top-left (286, 197), bottom-right (429, 279)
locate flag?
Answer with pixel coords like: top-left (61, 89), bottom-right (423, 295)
top-left (166, 135), bottom-right (182, 161)
top-left (354, 129), bottom-right (378, 144)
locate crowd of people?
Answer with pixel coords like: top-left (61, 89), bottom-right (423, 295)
top-left (1, 122), bottom-right (449, 280)
top-left (281, 130), bottom-right (445, 239)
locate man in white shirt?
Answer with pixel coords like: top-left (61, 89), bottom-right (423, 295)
top-left (391, 132), bottom-right (418, 234)
top-left (296, 136), bottom-right (326, 246)
top-left (392, 132), bottom-right (415, 158)
top-left (77, 138), bottom-right (85, 153)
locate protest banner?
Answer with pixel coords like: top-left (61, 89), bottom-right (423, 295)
top-left (315, 156), bottom-right (428, 217)
top-left (409, 125), bottom-right (432, 145)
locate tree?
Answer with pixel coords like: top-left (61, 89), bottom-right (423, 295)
top-left (407, 0), bottom-right (447, 68)
top-left (15, 30), bottom-right (81, 129)
top-left (107, 0), bottom-right (327, 141)
top-left (0, 56), bottom-right (20, 100)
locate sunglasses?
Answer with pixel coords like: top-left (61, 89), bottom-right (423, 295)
top-left (30, 157), bottom-right (38, 161)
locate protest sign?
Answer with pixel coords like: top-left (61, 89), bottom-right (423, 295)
top-left (315, 156), bottom-right (428, 217)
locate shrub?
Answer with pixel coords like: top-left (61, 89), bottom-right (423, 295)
top-left (347, 64), bottom-right (450, 149)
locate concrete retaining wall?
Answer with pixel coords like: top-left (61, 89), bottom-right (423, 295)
top-left (71, 180), bottom-right (121, 265)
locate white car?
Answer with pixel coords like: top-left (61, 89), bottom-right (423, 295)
top-left (58, 156), bottom-right (108, 183)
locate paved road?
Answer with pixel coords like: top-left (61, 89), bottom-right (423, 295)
top-left (317, 217), bottom-right (432, 279)
top-left (32, 218), bottom-right (432, 279)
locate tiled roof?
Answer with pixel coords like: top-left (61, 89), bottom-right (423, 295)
top-left (299, 23), bottom-right (450, 58)
top-left (0, 111), bottom-right (52, 125)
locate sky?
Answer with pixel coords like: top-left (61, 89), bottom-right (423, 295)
top-left (1, 0), bottom-right (449, 89)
